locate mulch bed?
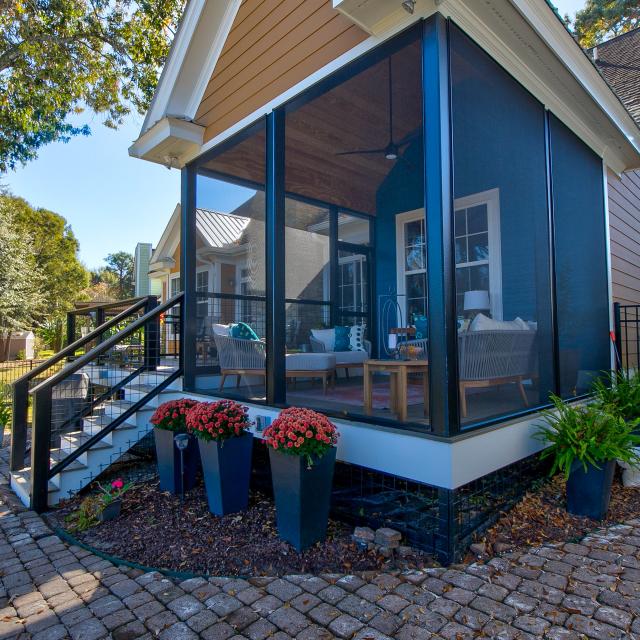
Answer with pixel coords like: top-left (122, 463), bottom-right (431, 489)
top-left (51, 479), bottom-right (434, 577)
top-left (468, 472), bottom-right (640, 560)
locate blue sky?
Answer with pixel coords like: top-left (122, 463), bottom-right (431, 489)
top-left (4, 0), bottom-right (586, 270)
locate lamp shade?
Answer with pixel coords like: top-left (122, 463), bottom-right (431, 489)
top-left (464, 290), bottom-right (490, 312)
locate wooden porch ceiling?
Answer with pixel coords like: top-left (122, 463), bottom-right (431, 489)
top-left (200, 41), bottom-right (422, 216)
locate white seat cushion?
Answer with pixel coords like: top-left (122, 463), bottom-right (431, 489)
top-left (333, 350), bottom-right (368, 366)
top-left (211, 323), bottom-right (231, 336)
top-left (469, 313), bottom-right (530, 332)
top-left (285, 353), bottom-right (336, 371)
top-left (310, 328), bottom-right (335, 351)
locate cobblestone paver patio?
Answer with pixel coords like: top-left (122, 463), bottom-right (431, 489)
top-left (1, 459), bottom-right (640, 638)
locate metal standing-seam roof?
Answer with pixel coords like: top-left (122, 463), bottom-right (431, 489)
top-left (195, 208), bottom-right (250, 249)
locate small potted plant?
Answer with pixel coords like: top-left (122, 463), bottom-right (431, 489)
top-left (150, 398), bottom-right (201, 493)
top-left (535, 395), bottom-right (640, 519)
top-left (96, 478), bottom-right (131, 521)
top-left (186, 400), bottom-right (253, 515)
top-left (263, 407), bottom-right (339, 550)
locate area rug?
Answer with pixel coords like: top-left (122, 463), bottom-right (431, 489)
top-left (289, 381), bottom-right (426, 410)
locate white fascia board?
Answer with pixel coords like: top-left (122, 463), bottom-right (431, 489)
top-left (511, 0), bottom-right (640, 158)
top-left (142, 0), bottom-right (206, 133)
top-left (141, 0), bottom-right (240, 135)
top-left (151, 203), bottom-right (181, 262)
top-left (441, 0), bottom-right (639, 173)
top-left (128, 117), bottom-right (205, 166)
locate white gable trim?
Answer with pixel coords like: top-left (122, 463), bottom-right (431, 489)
top-left (135, 0), bottom-right (640, 173)
top-left (151, 204), bottom-right (181, 264)
top-left (141, 0), bottom-right (241, 134)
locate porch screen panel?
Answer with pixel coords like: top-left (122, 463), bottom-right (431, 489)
top-left (450, 23), bottom-right (554, 426)
top-left (282, 28), bottom-right (427, 426)
top-left (550, 114), bottom-right (610, 396)
top-left (194, 123), bottom-right (267, 403)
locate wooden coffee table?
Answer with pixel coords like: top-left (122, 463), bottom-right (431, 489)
top-left (363, 359), bottom-right (429, 422)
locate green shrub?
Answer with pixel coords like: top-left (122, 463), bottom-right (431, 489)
top-left (535, 395), bottom-right (640, 478)
top-left (593, 371), bottom-right (640, 422)
top-left (0, 400), bottom-right (10, 431)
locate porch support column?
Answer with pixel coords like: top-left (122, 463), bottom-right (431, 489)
top-left (423, 14), bottom-right (460, 436)
top-left (181, 164), bottom-right (198, 391)
top-left (265, 109), bottom-right (286, 405)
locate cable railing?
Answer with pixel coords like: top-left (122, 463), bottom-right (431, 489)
top-left (10, 296), bottom-right (158, 473)
top-left (26, 293), bottom-right (183, 512)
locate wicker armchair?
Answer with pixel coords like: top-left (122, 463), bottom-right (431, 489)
top-left (458, 329), bottom-right (537, 417)
top-left (213, 334), bottom-right (266, 390)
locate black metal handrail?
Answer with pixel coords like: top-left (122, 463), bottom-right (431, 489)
top-left (66, 296), bottom-right (154, 347)
top-left (29, 293), bottom-right (183, 512)
top-left (10, 296), bottom-right (157, 472)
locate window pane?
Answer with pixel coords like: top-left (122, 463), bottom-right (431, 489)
top-left (455, 237), bottom-right (468, 264)
top-left (550, 115), bottom-right (609, 396)
top-left (467, 206), bottom-right (488, 234)
top-left (468, 233), bottom-right (488, 262)
top-left (451, 24), bottom-right (553, 425)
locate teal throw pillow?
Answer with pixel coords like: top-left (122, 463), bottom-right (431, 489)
top-left (413, 314), bottom-right (428, 340)
top-left (230, 322), bottom-right (260, 341)
top-left (334, 326), bottom-right (351, 352)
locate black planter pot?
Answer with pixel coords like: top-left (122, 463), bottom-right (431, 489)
top-left (566, 459), bottom-right (616, 520)
top-left (268, 447), bottom-right (336, 551)
top-left (198, 432), bottom-right (254, 516)
top-left (153, 427), bottom-right (199, 494)
top-left (98, 499), bottom-right (121, 522)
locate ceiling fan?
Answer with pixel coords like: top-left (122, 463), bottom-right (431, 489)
top-left (336, 56), bottom-right (419, 162)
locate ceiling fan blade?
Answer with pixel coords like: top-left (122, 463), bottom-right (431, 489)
top-left (335, 148), bottom-right (388, 156)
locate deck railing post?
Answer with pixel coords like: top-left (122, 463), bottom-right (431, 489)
top-left (10, 379), bottom-right (29, 471)
top-left (66, 312), bottom-right (76, 351)
top-left (30, 386), bottom-right (52, 513)
top-left (144, 296), bottom-right (160, 371)
top-left (613, 301), bottom-right (622, 373)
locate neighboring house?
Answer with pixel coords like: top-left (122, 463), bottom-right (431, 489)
top-left (591, 28), bottom-right (640, 308)
top-left (133, 242), bottom-right (159, 297)
top-left (13, 1), bottom-right (640, 562)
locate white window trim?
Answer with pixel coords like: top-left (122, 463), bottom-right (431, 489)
top-left (338, 252), bottom-right (367, 314)
top-left (395, 209), bottom-right (427, 325)
top-left (454, 188), bottom-right (502, 320)
top-left (394, 188), bottom-right (502, 323)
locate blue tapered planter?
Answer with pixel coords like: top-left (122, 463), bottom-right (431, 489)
top-left (269, 447), bottom-right (336, 551)
top-left (154, 428), bottom-right (199, 494)
top-left (566, 459), bottom-right (615, 520)
top-left (198, 432), bottom-right (253, 516)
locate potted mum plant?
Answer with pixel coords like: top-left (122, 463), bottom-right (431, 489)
top-left (186, 400), bottom-right (253, 515)
top-left (263, 407), bottom-right (339, 550)
top-left (96, 478), bottom-right (131, 522)
top-left (535, 395), bottom-right (640, 519)
top-left (150, 398), bottom-right (201, 494)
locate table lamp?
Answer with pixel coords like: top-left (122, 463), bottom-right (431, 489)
top-left (463, 290), bottom-right (490, 318)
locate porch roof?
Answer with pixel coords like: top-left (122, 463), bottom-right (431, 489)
top-left (130, 0), bottom-right (640, 174)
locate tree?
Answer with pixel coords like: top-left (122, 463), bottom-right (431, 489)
top-left (0, 0), bottom-right (186, 173)
top-left (573, 1), bottom-right (640, 47)
top-left (0, 202), bottom-right (44, 361)
top-left (3, 194), bottom-right (90, 350)
top-left (104, 252), bottom-right (135, 299)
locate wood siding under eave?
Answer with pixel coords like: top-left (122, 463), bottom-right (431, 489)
top-left (195, 0), bottom-right (368, 143)
top-left (608, 169), bottom-right (640, 306)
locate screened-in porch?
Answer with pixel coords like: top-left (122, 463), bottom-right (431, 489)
top-left (178, 15), bottom-right (611, 437)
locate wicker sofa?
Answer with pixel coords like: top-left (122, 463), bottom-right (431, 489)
top-left (457, 329), bottom-right (537, 417)
top-left (212, 333), bottom-right (336, 393)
